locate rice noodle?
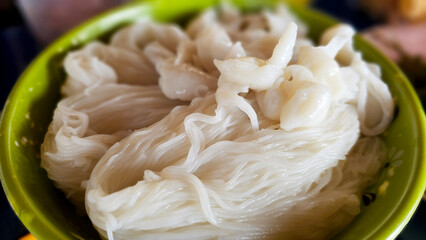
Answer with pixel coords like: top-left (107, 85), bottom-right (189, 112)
top-left (41, 4), bottom-right (394, 239)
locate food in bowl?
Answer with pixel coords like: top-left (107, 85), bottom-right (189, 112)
top-left (40, 4), bottom-right (394, 239)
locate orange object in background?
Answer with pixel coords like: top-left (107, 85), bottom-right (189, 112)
top-left (362, 0), bottom-right (426, 22)
top-left (362, 0), bottom-right (426, 63)
top-left (399, 0), bottom-right (426, 21)
top-left (19, 234), bottom-right (36, 240)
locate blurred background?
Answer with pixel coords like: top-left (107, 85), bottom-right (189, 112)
top-left (1, 0), bottom-right (425, 239)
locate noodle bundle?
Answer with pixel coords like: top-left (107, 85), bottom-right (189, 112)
top-left (42, 84), bottom-right (182, 207)
top-left (41, 4), bottom-right (394, 240)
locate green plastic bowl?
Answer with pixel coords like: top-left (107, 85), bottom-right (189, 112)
top-left (1, 1), bottom-right (425, 239)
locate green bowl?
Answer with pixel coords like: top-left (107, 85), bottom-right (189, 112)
top-left (1, 0), bottom-right (425, 239)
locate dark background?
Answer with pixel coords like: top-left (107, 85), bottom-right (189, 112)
top-left (1, 0), bottom-right (425, 239)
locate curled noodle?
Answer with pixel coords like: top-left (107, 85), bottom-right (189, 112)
top-left (41, 4), bottom-right (394, 240)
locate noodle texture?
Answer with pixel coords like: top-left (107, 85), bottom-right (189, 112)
top-left (41, 4), bottom-right (394, 240)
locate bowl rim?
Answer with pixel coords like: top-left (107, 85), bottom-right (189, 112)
top-left (342, 35), bottom-right (426, 240)
top-left (1, 1), bottom-right (426, 240)
top-left (358, 37), bottom-right (426, 240)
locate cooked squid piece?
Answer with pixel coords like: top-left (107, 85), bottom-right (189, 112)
top-left (111, 19), bottom-right (188, 54)
top-left (144, 20), bottom-right (246, 102)
top-left (144, 41), bottom-right (217, 101)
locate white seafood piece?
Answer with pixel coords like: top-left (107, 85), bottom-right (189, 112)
top-left (158, 62), bottom-right (217, 101)
top-left (195, 25), bottom-right (236, 73)
top-left (144, 41), bottom-right (175, 64)
top-left (224, 5), bottom-right (307, 47)
top-left (263, 10), bottom-right (292, 37)
top-left (215, 22), bottom-right (298, 91)
top-left (215, 57), bottom-right (283, 91)
top-left (145, 42), bottom-right (217, 101)
top-left (214, 22), bottom-right (297, 131)
top-left (224, 42), bottom-right (246, 59)
top-left (219, 2), bottom-right (241, 24)
top-left (187, 8), bottom-right (218, 38)
top-left (61, 42), bottom-right (160, 97)
top-left (297, 45), bottom-right (344, 100)
top-left (111, 19), bottom-right (188, 54)
top-left (255, 79), bottom-right (284, 121)
top-left (62, 51), bottom-right (117, 96)
top-left (81, 42), bottom-right (158, 85)
top-left (244, 35), bottom-right (279, 59)
top-left (175, 40), bottom-right (197, 65)
top-left (275, 5), bottom-right (308, 35)
top-left (292, 38), bottom-right (314, 62)
top-left (144, 24), bottom-right (245, 102)
top-left (224, 12), bottom-right (270, 44)
top-left (320, 24), bottom-right (356, 65)
top-left (280, 68), bottom-right (332, 131)
top-left (306, 25), bottom-right (355, 100)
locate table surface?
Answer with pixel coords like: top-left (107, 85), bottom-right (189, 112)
top-left (1, 0), bottom-right (426, 239)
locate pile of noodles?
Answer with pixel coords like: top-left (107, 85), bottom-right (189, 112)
top-left (41, 4), bottom-right (394, 240)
